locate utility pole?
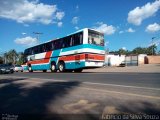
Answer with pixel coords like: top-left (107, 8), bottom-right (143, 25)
top-left (33, 32), bottom-right (43, 43)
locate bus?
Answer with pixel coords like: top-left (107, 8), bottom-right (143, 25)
top-left (22, 28), bottom-right (105, 72)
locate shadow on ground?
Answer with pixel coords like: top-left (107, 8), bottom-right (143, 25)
top-left (0, 78), bottom-right (97, 120)
top-left (0, 78), bottom-right (160, 120)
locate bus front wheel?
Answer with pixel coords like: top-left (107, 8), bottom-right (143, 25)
top-left (58, 62), bottom-right (65, 72)
top-left (28, 66), bottom-right (33, 72)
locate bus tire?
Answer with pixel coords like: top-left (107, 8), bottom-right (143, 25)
top-left (43, 70), bottom-right (47, 72)
top-left (74, 69), bottom-right (83, 73)
top-left (51, 62), bottom-right (57, 72)
top-left (28, 65), bottom-right (33, 72)
top-left (58, 61), bottom-right (65, 72)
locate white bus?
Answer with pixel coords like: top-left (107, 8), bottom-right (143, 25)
top-left (22, 28), bottom-right (105, 72)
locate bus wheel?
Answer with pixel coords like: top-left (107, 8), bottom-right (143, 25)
top-left (74, 69), bottom-right (83, 73)
top-left (28, 66), bottom-right (33, 72)
top-left (51, 63), bottom-right (57, 72)
top-left (43, 70), bottom-right (47, 72)
top-left (58, 62), bottom-right (65, 72)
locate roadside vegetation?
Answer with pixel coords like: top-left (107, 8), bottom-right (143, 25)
top-left (109, 45), bottom-right (159, 55)
top-left (0, 49), bottom-right (24, 65)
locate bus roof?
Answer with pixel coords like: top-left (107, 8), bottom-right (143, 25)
top-left (25, 28), bottom-right (103, 50)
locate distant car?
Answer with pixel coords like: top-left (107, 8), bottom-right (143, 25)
top-left (0, 64), bottom-right (14, 74)
top-left (119, 61), bottom-right (126, 67)
top-left (14, 65), bottom-right (23, 72)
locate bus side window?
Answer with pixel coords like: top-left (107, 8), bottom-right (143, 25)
top-left (28, 48), bottom-right (32, 55)
top-left (80, 33), bottom-right (83, 44)
top-left (43, 44), bottom-right (47, 52)
top-left (70, 36), bottom-right (73, 46)
top-left (46, 42), bottom-right (51, 51)
top-left (73, 34), bottom-right (79, 46)
top-left (54, 40), bottom-right (58, 50)
top-left (38, 45), bottom-right (42, 53)
top-left (40, 45), bottom-right (44, 53)
top-left (31, 48), bottom-right (34, 55)
top-left (64, 36), bottom-right (71, 48)
top-left (51, 41), bottom-right (54, 50)
top-left (61, 39), bottom-right (65, 48)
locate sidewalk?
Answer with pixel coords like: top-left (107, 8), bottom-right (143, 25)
top-left (83, 64), bottom-right (160, 73)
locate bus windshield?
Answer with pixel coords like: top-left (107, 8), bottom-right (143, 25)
top-left (88, 30), bottom-right (104, 46)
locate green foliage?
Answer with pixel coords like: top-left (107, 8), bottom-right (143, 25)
top-left (110, 45), bottom-right (157, 55)
top-left (118, 48), bottom-right (128, 55)
top-left (132, 45), bottom-right (157, 55)
top-left (0, 56), bottom-right (3, 64)
top-left (16, 52), bottom-right (25, 65)
top-left (2, 49), bottom-right (24, 65)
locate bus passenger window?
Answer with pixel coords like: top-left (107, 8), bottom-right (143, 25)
top-left (88, 36), bottom-right (92, 44)
top-left (31, 48), bottom-right (34, 55)
top-left (51, 41), bottom-right (55, 50)
top-left (70, 36), bottom-right (73, 46)
top-left (80, 34), bottom-right (83, 44)
top-left (42, 45), bottom-right (46, 52)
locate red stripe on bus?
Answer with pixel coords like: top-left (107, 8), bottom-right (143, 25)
top-left (59, 54), bottom-right (85, 61)
top-left (87, 54), bottom-right (105, 60)
top-left (28, 51), bottom-right (52, 64)
top-left (28, 53), bottom-right (104, 65)
top-left (59, 54), bottom-right (104, 61)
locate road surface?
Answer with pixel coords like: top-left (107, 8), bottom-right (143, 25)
top-left (0, 72), bottom-right (160, 120)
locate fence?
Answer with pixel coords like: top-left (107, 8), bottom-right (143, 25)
top-left (125, 56), bottom-right (138, 66)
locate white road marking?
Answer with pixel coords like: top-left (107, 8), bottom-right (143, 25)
top-left (83, 82), bottom-right (160, 91)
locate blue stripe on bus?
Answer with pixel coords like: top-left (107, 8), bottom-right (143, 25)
top-left (65, 61), bottom-right (85, 69)
top-left (31, 64), bottom-right (50, 70)
top-left (23, 61), bottom-right (85, 71)
top-left (62, 44), bottom-right (104, 52)
top-left (50, 49), bottom-right (61, 64)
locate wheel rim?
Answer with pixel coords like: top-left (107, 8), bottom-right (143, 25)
top-left (59, 64), bottom-right (63, 71)
top-left (51, 65), bottom-right (55, 71)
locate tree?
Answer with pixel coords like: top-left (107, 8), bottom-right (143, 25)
top-left (132, 47), bottom-right (145, 54)
top-left (118, 48), bottom-right (128, 55)
top-left (2, 49), bottom-right (18, 64)
top-left (16, 52), bottom-right (25, 65)
top-left (0, 56), bottom-right (3, 64)
top-left (7, 49), bottom-right (18, 64)
top-left (147, 44), bottom-right (157, 55)
top-left (3, 52), bottom-right (9, 63)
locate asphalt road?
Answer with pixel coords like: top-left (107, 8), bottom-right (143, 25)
top-left (2, 72), bottom-right (160, 89)
top-left (0, 72), bottom-right (160, 120)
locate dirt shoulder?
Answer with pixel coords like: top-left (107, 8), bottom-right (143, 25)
top-left (83, 64), bottom-right (160, 73)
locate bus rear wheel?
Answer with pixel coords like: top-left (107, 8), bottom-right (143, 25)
top-left (58, 62), bottom-right (65, 72)
top-left (74, 69), bottom-right (83, 73)
top-left (51, 62), bottom-right (57, 72)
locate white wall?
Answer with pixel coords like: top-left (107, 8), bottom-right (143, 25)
top-left (138, 54), bottom-right (147, 65)
top-left (105, 54), bottom-right (125, 66)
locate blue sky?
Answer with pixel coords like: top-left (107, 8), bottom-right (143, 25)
top-left (0, 0), bottom-right (160, 53)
